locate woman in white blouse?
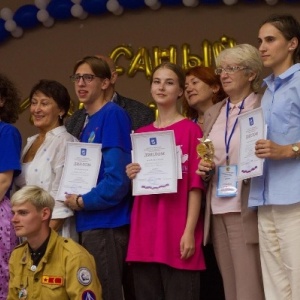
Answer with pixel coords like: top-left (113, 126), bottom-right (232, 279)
top-left (15, 80), bottom-right (78, 239)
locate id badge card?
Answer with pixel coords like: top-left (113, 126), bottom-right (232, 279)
top-left (217, 165), bottom-right (238, 197)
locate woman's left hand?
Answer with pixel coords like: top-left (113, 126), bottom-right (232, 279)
top-left (180, 231), bottom-right (195, 260)
top-left (65, 193), bottom-right (82, 211)
top-left (255, 139), bottom-right (289, 160)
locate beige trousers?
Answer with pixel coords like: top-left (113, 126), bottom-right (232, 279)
top-left (212, 213), bottom-right (264, 300)
top-left (258, 203), bottom-right (300, 300)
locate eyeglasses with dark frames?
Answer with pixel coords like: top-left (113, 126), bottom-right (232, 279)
top-left (70, 74), bottom-right (100, 83)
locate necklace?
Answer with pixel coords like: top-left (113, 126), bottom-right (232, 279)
top-left (155, 114), bottom-right (182, 128)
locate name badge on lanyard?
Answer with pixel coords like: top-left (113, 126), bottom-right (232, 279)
top-left (217, 165), bottom-right (238, 197)
top-left (217, 98), bottom-right (245, 198)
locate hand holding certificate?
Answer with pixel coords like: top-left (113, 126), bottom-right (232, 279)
top-left (57, 142), bottom-right (102, 200)
top-left (237, 107), bottom-right (265, 180)
top-left (131, 130), bottom-right (178, 195)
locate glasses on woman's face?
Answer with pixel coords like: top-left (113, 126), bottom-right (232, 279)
top-left (215, 66), bottom-right (249, 75)
top-left (69, 74), bottom-right (99, 84)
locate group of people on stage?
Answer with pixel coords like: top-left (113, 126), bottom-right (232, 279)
top-left (0, 13), bottom-right (300, 300)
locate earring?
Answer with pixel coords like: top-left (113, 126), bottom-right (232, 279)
top-left (59, 115), bottom-right (63, 120)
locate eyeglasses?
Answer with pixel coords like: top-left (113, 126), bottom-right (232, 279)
top-left (215, 66), bottom-right (249, 75)
top-left (70, 74), bottom-right (99, 83)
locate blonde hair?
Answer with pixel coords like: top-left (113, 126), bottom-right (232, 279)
top-left (216, 44), bottom-right (263, 92)
top-left (11, 185), bottom-right (55, 213)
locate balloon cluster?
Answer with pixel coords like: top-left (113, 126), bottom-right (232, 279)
top-left (0, 0), bottom-right (284, 44)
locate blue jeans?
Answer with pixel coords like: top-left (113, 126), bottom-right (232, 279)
top-left (80, 226), bottom-right (129, 300)
top-left (132, 262), bottom-right (200, 300)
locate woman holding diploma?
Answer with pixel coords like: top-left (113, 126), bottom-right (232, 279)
top-left (126, 62), bottom-right (205, 300)
top-left (15, 80), bottom-right (78, 239)
top-left (249, 14), bottom-right (300, 300)
top-left (197, 44), bottom-right (264, 300)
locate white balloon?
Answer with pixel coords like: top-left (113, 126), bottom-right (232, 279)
top-left (223, 0), bottom-right (238, 5)
top-left (265, 0), bottom-right (278, 5)
top-left (79, 11), bottom-right (88, 20)
top-left (0, 8), bottom-right (13, 21)
top-left (113, 6), bottom-right (124, 15)
top-left (145, 0), bottom-right (157, 6)
top-left (183, 0), bottom-right (199, 7)
top-left (34, 0), bottom-right (50, 10)
top-left (106, 0), bottom-right (120, 13)
top-left (43, 17), bottom-right (54, 28)
top-left (4, 20), bottom-right (17, 32)
top-left (71, 4), bottom-right (84, 17)
top-left (37, 9), bottom-right (50, 22)
top-left (11, 27), bottom-right (23, 38)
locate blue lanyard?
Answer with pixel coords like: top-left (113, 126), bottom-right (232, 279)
top-left (224, 98), bottom-right (246, 165)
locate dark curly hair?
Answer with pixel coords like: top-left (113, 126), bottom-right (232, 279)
top-left (0, 73), bottom-right (21, 123)
top-left (29, 79), bottom-right (71, 126)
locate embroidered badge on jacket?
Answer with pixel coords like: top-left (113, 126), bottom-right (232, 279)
top-left (77, 268), bottom-right (92, 286)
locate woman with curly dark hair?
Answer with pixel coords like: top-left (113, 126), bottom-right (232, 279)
top-left (0, 73), bottom-right (22, 299)
top-left (183, 66), bottom-right (227, 131)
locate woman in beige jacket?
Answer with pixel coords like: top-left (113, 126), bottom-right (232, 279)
top-left (197, 44), bottom-right (265, 300)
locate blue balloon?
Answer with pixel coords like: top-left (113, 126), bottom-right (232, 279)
top-left (14, 5), bottom-right (39, 29)
top-left (118, 0), bottom-right (145, 9)
top-left (81, 0), bottom-right (107, 14)
top-left (47, 0), bottom-right (73, 20)
top-left (0, 19), bottom-right (10, 43)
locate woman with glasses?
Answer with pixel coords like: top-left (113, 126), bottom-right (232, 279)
top-left (197, 44), bottom-right (264, 300)
top-left (15, 80), bottom-right (78, 240)
top-left (249, 14), bottom-right (300, 300)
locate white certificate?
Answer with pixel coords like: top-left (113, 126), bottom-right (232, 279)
top-left (131, 130), bottom-right (178, 195)
top-left (237, 107), bottom-right (265, 180)
top-left (57, 142), bottom-right (102, 199)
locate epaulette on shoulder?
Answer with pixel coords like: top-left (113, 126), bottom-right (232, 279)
top-left (60, 237), bottom-right (83, 254)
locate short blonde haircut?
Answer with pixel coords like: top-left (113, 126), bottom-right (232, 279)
top-left (11, 185), bottom-right (55, 213)
top-left (216, 44), bottom-right (263, 92)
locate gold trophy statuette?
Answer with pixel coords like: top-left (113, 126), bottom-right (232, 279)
top-left (197, 138), bottom-right (215, 175)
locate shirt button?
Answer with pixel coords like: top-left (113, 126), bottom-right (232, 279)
top-left (34, 277), bottom-right (39, 282)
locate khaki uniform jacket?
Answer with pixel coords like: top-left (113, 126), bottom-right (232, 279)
top-left (8, 230), bottom-right (102, 300)
top-left (203, 95), bottom-right (261, 246)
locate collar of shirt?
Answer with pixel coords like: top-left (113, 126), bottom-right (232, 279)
top-left (263, 63), bottom-right (300, 90)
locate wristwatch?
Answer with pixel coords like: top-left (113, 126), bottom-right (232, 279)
top-left (292, 144), bottom-right (300, 158)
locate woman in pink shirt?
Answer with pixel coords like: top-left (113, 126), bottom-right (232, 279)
top-left (197, 44), bottom-right (265, 300)
top-left (126, 62), bottom-right (205, 300)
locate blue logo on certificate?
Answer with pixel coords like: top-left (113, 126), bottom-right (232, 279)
top-left (249, 117), bottom-right (254, 126)
top-left (150, 138), bottom-right (157, 145)
top-left (81, 148), bottom-right (87, 156)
